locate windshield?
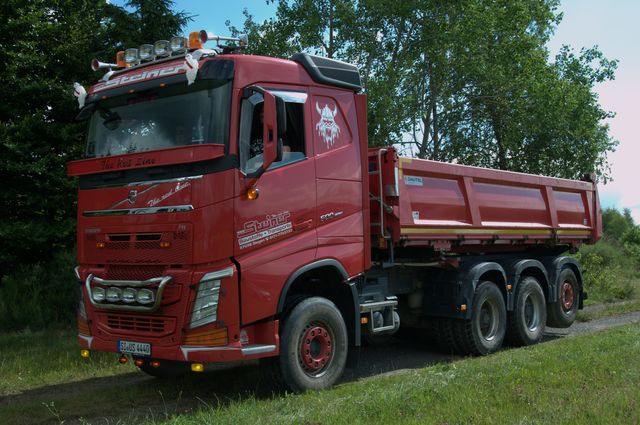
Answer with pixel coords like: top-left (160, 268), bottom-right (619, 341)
top-left (85, 80), bottom-right (231, 157)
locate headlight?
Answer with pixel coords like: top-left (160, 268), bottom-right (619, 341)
top-left (92, 287), bottom-right (105, 302)
top-left (106, 287), bottom-right (122, 302)
top-left (136, 288), bottom-right (155, 305)
top-left (122, 288), bottom-right (137, 303)
top-left (78, 291), bottom-right (87, 318)
top-left (190, 278), bottom-right (221, 328)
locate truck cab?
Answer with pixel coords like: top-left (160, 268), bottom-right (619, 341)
top-left (69, 33), bottom-right (369, 391)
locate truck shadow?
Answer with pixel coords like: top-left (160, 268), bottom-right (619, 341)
top-left (2, 330), bottom-right (568, 424)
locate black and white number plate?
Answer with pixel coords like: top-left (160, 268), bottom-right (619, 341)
top-left (118, 340), bottom-right (151, 357)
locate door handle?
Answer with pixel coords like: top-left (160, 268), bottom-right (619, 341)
top-left (293, 219), bottom-right (313, 231)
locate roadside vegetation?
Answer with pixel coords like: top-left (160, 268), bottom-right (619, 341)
top-left (1, 324), bottom-right (638, 424)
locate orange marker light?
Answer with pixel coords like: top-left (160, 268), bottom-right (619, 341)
top-left (191, 363), bottom-right (204, 373)
top-left (116, 51), bottom-right (126, 68)
top-left (96, 242), bottom-right (105, 249)
top-left (189, 31), bottom-right (203, 49)
top-left (160, 241), bottom-right (171, 248)
top-left (80, 349), bottom-right (90, 358)
top-left (246, 187), bottom-right (260, 200)
top-left (506, 284), bottom-right (513, 291)
top-left (360, 316), bottom-right (369, 324)
top-left (460, 304), bottom-right (468, 312)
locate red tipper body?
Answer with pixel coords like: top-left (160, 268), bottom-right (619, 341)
top-left (68, 44), bottom-right (600, 388)
top-left (369, 148), bottom-right (601, 252)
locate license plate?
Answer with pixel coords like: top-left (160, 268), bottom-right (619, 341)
top-left (118, 340), bottom-right (151, 357)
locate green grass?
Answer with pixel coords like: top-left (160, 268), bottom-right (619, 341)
top-left (150, 324), bottom-right (640, 425)
top-left (2, 324), bottom-right (640, 424)
top-left (0, 330), bottom-right (136, 395)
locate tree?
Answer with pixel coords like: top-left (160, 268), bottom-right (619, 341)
top-left (229, 0), bottom-right (617, 181)
top-left (0, 0), bottom-right (190, 279)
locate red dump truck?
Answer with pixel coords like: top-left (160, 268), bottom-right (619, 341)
top-left (68, 31), bottom-right (600, 391)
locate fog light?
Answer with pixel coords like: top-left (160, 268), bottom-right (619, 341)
top-left (80, 349), bottom-right (90, 358)
top-left (119, 355), bottom-right (128, 364)
top-left (106, 287), bottom-right (122, 302)
top-left (191, 363), bottom-right (204, 372)
top-left (136, 288), bottom-right (155, 305)
top-left (92, 287), bottom-right (105, 302)
top-left (122, 288), bottom-right (137, 303)
top-left (151, 360), bottom-right (161, 368)
top-left (134, 358), bottom-right (145, 367)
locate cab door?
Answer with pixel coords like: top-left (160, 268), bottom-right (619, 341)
top-left (233, 88), bottom-right (317, 325)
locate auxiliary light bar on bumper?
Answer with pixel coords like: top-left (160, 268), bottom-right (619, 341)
top-left (85, 274), bottom-right (172, 312)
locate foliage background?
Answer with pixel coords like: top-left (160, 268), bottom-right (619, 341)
top-left (0, 0), bottom-right (636, 331)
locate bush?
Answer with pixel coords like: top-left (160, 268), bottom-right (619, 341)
top-left (576, 240), bottom-right (638, 303)
top-left (0, 249), bottom-right (79, 332)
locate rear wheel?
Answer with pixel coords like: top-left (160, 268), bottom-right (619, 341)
top-left (448, 281), bottom-right (507, 355)
top-left (547, 268), bottom-right (579, 328)
top-left (278, 297), bottom-right (348, 392)
top-left (506, 276), bottom-right (546, 346)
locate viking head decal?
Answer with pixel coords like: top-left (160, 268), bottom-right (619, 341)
top-left (315, 102), bottom-right (341, 148)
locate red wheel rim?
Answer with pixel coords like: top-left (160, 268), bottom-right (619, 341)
top-left (561, 280), bottom-right (575, 311)
top-left (299, 324), bottom-right (333, 375)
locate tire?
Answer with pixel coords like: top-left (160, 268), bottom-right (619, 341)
top-left (278, 297), bottom-right (348, 392)
top-left (547, 268), bottom-right (579, 328)
top-left (450, 281), bottom-right (507, 355)
top-left (137, 359), bottom-right (189, 378)
top-left (506, 276), bottom-right (546, 346)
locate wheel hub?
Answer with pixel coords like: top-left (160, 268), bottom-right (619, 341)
top-left (561, 281), bottom-right (575, 311)
top-left (300, 324), bottom-right (332, 374)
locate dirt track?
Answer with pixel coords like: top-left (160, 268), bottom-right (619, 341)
top-left (2, 310), bottom-right (640, 424)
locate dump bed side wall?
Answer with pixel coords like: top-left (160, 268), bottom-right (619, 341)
top-left (369, 149), bottom-right (600, 249)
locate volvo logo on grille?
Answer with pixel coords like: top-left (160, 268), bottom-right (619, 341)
top-left (128, 190), bottom-right (138, 204)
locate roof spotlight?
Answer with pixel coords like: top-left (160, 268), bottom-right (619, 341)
top-left (139, 44), bottom-right (155, 61)
top-left (154, 40), bottom-right (171, 57)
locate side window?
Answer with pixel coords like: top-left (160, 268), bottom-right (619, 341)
top-left (239, 90), bottom-right (307, 174)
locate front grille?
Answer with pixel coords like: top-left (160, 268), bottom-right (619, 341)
top-left (105, 265), bottom-right (165, 281)
top-left (106, 314), bottom-right (175, 335)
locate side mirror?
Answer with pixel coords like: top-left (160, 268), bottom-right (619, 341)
top-left (244, 85), bottom-right (286, 179)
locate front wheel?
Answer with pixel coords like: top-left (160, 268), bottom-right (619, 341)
top-left (279, 297), bottom-right (348, 392)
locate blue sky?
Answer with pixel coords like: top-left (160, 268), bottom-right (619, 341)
top-left (113, 0), bottom-right (640, 220)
